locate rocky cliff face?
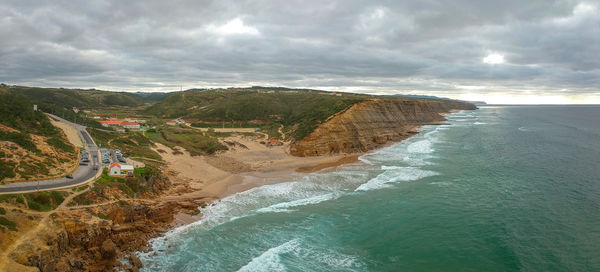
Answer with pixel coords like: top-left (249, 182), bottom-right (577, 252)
top-left (290, 99), bottom-right (476, 156)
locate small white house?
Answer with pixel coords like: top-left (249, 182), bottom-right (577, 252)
top-left (109, 163), bottom-right (134, 177)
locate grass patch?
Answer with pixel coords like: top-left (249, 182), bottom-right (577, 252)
top-left (47, 136), bottom-right (75, 152)
top-left (72, 185), bottom-right (89, 192)
top-left (24, 191), bottom-right (68, 212)
top-left (96, 212), bottom-right (108, 220)
top-left (149, 127), bottom-right (226, 155)
top-left (0, 216), bottom-right (17, 231)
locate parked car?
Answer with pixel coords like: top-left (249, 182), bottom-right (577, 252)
top-left (66, 174), bottom-right (73, 179)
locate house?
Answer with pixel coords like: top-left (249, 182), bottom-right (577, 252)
top-left (122, 122), bottom-right (141, 130)
top-left (99, 120), bottom-right (124, 127)
top-left (166, 119), bottom-right (185, 126)
top-left (108, 163), bottom-right (134, 177)
top-left (72, 107), bottom-right (79, 113)
top-left (266, 139), bottom-right (283, 146)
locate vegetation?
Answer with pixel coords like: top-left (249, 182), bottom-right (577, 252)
top-left (0, 216), bottom-right (17, 231)
top-left (0, 90), bottom-right (60, 139)
top-left (0, 88), bottom-right (78, 182)
top-left (146, 126), bottom-right (227, 155)
top-left (72, 185), bottom-right (89, 192)
top-left (143, 88), bottom-right (369, 140)
top-left (24, 191), bottom-right (68, 212)
top-left (96, 212), bottom-right (108, 220)
top-left (0, 207), bottom-right (5, 215)
top-left (71, 166), bottom-right (166, 206)
top-left (9, 85), bottom-right (153, 108)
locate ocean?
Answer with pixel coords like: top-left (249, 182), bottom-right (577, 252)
top-left (138, 105), bottom-right (600, 271)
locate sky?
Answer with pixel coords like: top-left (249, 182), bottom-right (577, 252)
top-left (1, 0), bottom-right (599, 104)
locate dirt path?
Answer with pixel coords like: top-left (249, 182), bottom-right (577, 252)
top-left (277, 124), bottom-right (286, 140)
top-left (0, 188), bottom-right (91, 271)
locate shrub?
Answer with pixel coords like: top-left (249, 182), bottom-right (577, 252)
top-left (0, 216), bottom-right (17, 231)
top-left (96, 212), bottom-right (108, 220)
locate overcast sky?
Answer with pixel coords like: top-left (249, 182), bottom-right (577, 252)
top-left (1, 0), bottom-right (599, 103)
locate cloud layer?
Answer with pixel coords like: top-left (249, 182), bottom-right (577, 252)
top-left (1, 0), bottom-right (599, 102)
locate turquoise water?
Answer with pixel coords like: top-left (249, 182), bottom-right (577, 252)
top-left (139, 106), bottom-right (600, 271)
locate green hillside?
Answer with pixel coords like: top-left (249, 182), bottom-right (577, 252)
top-left (10, 86), bottom-right (152, 108)
top-left (144, 88), bottom-right (370, 140)
top-left (0, 88), bottom-right (78, 182)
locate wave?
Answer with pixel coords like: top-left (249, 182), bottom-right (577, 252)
top-left (237, 239), bottom-right (364, 272)
top-left (355, 167), bottom-right (439, 191)
top-left (257, 192), bottom-right (339, 213)
top-left (407, 140), bottom-right (433, 154)
top-left (237, 239), bottom-right (300, 272)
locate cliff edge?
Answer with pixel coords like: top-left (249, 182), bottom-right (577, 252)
top-left (290, 99), bottom-right (476, 156)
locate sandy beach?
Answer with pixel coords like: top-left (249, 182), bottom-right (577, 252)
top-left (152, 134), bottom-right (362, 226)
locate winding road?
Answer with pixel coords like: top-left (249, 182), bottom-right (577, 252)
top-left (0, 114), bottom-right (101, 195)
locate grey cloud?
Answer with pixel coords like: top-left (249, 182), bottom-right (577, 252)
top-left (0, 0), bottom-right (598, 100)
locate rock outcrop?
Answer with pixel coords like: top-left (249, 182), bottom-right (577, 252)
top-left (290, 99), bottom-right (476, 156)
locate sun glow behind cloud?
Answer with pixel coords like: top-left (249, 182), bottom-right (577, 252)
top-left (206, 18), bottom-right (259, 35)
top-left (483, 53), bottom-right (505, 64)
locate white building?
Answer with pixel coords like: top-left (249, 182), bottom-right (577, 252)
top-left (109, 163), bottom-right (134, 177)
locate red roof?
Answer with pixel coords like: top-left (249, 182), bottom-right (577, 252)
top-left (109, 163), bottom-right (121, 169)
top-left (100, 120), bottom-right (124, 125)
top-left (122, 122), bottom-right (139, 126)
top-left (167, 120), bottom-right (177, 124)
top-left (269, 139), bottom-right (282, 143)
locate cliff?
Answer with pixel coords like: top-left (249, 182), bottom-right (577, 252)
top-left (290, 99), bottom-right (476, 156)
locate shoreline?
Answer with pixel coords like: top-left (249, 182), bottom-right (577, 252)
top-left (130, 121), bottom-right (446, 260)
top-left (153, 137), bottom-right (366, 228)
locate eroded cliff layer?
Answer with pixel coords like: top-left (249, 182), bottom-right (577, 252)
top-left (290, 99), bottom-right (476, 156)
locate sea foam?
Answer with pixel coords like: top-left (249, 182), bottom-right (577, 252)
top-left (355, 167), bottom-right (439, 191)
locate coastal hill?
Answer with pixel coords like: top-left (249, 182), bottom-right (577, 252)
top-left (0, 88), bottom-right (78, 183)
top-left (144, 87), bottom-right (476, 154)
top-left (143, 87), bottom-right (369, 140)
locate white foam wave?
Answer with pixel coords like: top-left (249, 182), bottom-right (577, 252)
top-left (355, 167), bottom-right (439, 191)
top-left (357, 156), bottom-right (372, 165)
top-left (237, 239), bottom-right (363, 272)
top-left (237, 239), bottom-right (300, 272)
top-left (257, 193), bottom-right (339, 213)
top-left (381, 165), bottom-right (402, 170)
top-left (407, 140), bottom-right (433, 154)
top-left (473, 122), bottom-right (487, 125)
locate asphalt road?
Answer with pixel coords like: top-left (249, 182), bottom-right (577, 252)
top-left (0, 114), bottom-right (101, 194)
